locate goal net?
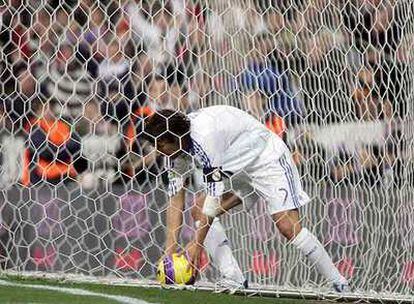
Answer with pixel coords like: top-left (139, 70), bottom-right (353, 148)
top-left (0, 0), bottom-right (413, 301)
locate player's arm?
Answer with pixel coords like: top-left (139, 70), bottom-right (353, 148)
top-left (164, 159), bottom-right (187, 255)
top-left (186, 133), bottom-right (227, 271)
top-left (165, 188), bottom-right (185, 255)
top-left (186, 169), bottom-right (225, 272)
top-left (185, 193), bottom-right (219, 274)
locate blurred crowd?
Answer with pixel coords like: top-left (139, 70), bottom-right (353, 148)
top-left (0, 0), bottom-right (411, 189)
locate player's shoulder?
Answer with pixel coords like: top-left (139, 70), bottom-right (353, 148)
top-left (188, 106), bottom-right (227, 129)
top-left (188, 105), bottom-right (243, 121)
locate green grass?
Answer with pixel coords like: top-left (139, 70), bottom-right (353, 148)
top-left (0, 276), bottom-right (320, 304)
top-left (0, 287), bottom-right (115, 304)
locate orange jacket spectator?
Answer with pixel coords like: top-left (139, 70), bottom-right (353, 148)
top-left (22, 117), bottom-right (87, 185)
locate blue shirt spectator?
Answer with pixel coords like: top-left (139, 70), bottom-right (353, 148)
top-left (238, 60), bottom-right (305, 124)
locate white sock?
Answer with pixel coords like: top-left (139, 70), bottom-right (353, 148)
top-left (197, 219), bottom-right (245, 284)
top-left (291, 228), bottom-right (347, 284)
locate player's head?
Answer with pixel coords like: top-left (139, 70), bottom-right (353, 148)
top-left (143, 109), bottom-right (191, 158)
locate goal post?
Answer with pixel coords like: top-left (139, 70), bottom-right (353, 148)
top-left (0, 0), bottom-right (413, 301)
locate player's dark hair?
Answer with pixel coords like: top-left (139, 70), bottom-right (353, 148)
top-left (143, 110), bottom-right (191, 146)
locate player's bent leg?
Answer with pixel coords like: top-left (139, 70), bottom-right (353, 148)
top-left (192, 192), bottom-right (246, 288)
top-left (272, 209), bottom-right (349, 292)
top-left (217, 192), bottom-right (243, 216)
top-left (272, 209), bottom-right (302, 240)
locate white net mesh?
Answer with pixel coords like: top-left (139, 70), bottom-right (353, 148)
top-left (0, 0), bottom-right (413, 301)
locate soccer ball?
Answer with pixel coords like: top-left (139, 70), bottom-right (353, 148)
top-left (156, 253), bottom-right (194, 285)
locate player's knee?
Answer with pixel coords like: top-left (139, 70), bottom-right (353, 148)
top-left (276, 222), bottom-right (302, 240)
top-left (273, 210), bottom-right (302, 241)
top-left (190, 204), bottom-right (202, 221)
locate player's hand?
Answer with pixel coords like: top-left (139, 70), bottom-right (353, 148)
top-left (181, 241), bottom-right (201, 278)
top-left (164, 242), bottom-right (185, 257)
top-left (164, 244), bottom-right (177, 256)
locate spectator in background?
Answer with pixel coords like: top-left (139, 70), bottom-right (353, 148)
top-left (43, 43), bottom-right (94, 121)
top-left (24, 100), bottom-right (88, 185)
top-left (0, 100), bottom-right (11, 143)
top-left (123, 0), bottom-right (185, 71)
top-left (165, 64), bottom-right (195, 112)
top-left (4, 3), bottom-right (33, 63)
top-left (23, 8), bottom-right (55, 88)
top-left (80, 4), bottom-right (111, 60)
top-left (243, 89), bottom-right (285, 139)
top-left (51, 7), bottom-right (69, 36)
top-left (329, 146), bottom-right (357, 185)
top-left (352, 66), bottom-right (393, 121)
top-left (238, 35), bottom-right (305, 126)
top-left (96, 36), bottom-right (143, 125)
top-left (119, 105), bottom-right (157, 185)
top-left (130, 45), bottom-right (153, 102)
top-left (99, 90), bottom-right (135, 127)
top-left (64, 18), bottom-right (82, 47)
top-left (145, 66), bottom-right (191, 113)
top-left (358, 140), bottom-right (402, 188)
top-left (7, 6), bottom-right (60, 69)
top-left (74, 99), bottom-right (117, 138)
top-left (359, 145), bottom-right (383, 187)
top-left (343, 1), bottom-right (405, 118)
top-left (0, 100), bottom-right (4, 182)
top-left (383, 141), bottom-right (402, 189)
top-left (0, 100), bottom-right (13, 187)
top-left (74, 98), bottom-right (122, 190)
top-left (257, 0), bottom-right (353, 126)
top-left (343, 1), bottom-right (402, 59)
top-left (97, 36), bottom-right (135, 101)
top-left (24, 8), bottom-right (52, 62)
top-left (146, 74), bottom-right (168, 111)
top-left (3, 62), bottom-right (36, 134)
top-left (291, 131), bottom-right (328, 182)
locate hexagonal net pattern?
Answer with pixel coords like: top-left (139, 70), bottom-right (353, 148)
top-left (0, 0), bottom-right (413, 301)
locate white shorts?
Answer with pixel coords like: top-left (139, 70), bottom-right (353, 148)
top-left (192, 134), bottom-right (310, 215)
top-left (244, 134), bottom-right (311, 214)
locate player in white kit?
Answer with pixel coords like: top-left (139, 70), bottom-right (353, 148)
top-left (144, 105), bottom-right (349, 292)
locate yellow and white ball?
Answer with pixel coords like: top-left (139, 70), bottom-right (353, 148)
top-left (156, 253), bottom-right (194, 285)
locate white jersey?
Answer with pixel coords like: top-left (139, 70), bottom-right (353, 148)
top-left (188, 105), bottom-right (287, 168)
top-left (168, 105), bottom-right (288, 197)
